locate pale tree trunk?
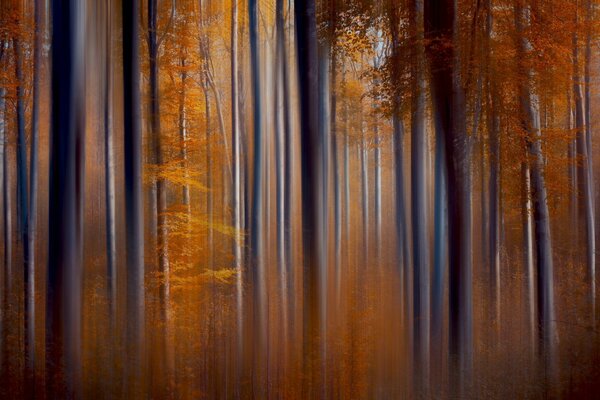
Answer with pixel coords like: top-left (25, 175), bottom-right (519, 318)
top-left (516, 3), bottom-right (558, 385)
top-left (248, 0), bottom-right (266, 394)
top-left (410, 0), bottom-right (430, 392)
top-left (522, 159), bottom-right (536, 355)
top-left (579, 2), bottom-right (596, 320)
top-left (230, 1), bottom-right (243, 393)
top-left (46, 1), bottom-right (85, 396)
top-left (274, 0), bottom-right (289, 383)
top-left (104, 0), bottom-right (117, 391)
top-left (318, 45), bottom-right (330, 391)
top-left (25, 1), bottom-right (42, 395)
top-left (123, 0), bottom-right (145, 394)
top-left (179, 56), bottom-right (190, 215)
top-left (361, 122), bottom-right (369, 269)
top-left (148, 0), bottom-right (170, 328)
top-left (485, 0), bottom-right (501, 335)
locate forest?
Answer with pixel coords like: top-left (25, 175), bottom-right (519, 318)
top-left (0, 0), bottom-right (599, 398)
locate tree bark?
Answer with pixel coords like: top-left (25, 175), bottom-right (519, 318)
top-left (122, 0), bottom-right (145, 394)
top-left (295, 0), bottom-right (324, 396)
top-left (46, 1), bottom-right (85, 396)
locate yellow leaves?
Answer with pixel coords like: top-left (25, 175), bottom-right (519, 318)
top-left (146, 159), bottom-right (209, 192)
top-left (170, 268), bottom-right (237, 290)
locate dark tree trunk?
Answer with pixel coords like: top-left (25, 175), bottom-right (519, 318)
top-left (122, 0), bottom-right (145, 395)
top-left (295, 0), bottom-right (323, 396)
top-left (46, 1), bottom-right (85, 397)
top-left (425, 0), bottom-right (473, 393)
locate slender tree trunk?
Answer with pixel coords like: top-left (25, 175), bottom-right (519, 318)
top-left (430, 111), bottom-right (447, 390)
top-left (573, 13), bottom-right (596, 321)
top-left (248, 0), bottom-right (266, 394)
top-left (46, 1), bottom-right (85, 396)
top-left (230, 1), bottom-right (244, 394)
top-left (0, 88), bottom-right (11, 381)
top-left (516, 3), bottom-right (558, 384)
top-left (274, 0), bottom-right (289, 384)
top-left (488, 95), bottom-right (501, 331)
top-left (410, 0), bottom-right (430, 391)
top-left (14, 38), bottom-right (28, 257)
top-left (389, 6), bottom-right (411, 351)
top-left (104, 0), bottom-right (117, 392)
top-left (295, 0), bottom-right (323, 396)
top-left (123, 0), bottom-right (145, 394)
top-left (522, 159), bottom-right (536, 355)
top-left (179, 56), bottom-right (190, 214)
top-left (25, 1), bottom-right (42, 395)
top-left (282, 2), bottom-right (295, 342)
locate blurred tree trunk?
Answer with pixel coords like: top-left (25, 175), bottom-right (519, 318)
top-left (46, 0), bottom-right (85, 396)
top-left (515, 2), bottom-right (558, 384)
top-left (25, 0), bottom-right (42, 395)
top-left (425, 0), bottom-right (473, 394)
top-left (122, 0), bottom-right (145, 395)
top-left (410, 0), bottom-right (430, 392)
top-left (295, 0), bottom-right (323, 396)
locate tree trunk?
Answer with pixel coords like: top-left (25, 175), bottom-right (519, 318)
top-left (410, 0), bottom-right (430, 391)
top-left (104, 0), bottom-right (117, 391)
top-left (122, 0), bottom-right (145, 394)
top-left (295, 0), bottom-right (323, 395)
top-left (515, 3), bottom-right (558, 383)
top-left (573, 13), bottom-right (595, 320)
top-left (248, 0), bottom-right (266, 394)
top-left (46, 1), bottom-right (85, 396)
top-left (425, 0), bottom-right (473, 393)
top-left (25, 1), bottom-right (42, 395)
top-left (230, 1), bottom-right (243, 393)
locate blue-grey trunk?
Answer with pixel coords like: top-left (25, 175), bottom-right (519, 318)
top-left (46, 1), bottom-right (85, 396)
top-left (516, 3), bottom-right (558, 383)
top-left (573, 22), bottom-right (596, 321)
top-left (410, 0), bottom-right (430, 390)
top-left (122, 0), bottom-right (145, 394)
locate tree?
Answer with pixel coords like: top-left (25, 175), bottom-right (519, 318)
top-left (123, 0), bottom-right (145, 395)
top-left (295, 0), bottom-right (324, 396)
top-left (46, 0), bottom-right (85, 396)
top-left (425, 0), bottom-right (473, 393)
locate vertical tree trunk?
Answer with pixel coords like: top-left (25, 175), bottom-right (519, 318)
top-left (230, 1), bottom-right (243, 393)
top-left (13, 37), bottom-right (28, 259)
top-left (25, 1), bottom-right (42, 395)
top-left (122, 0), bottom-right (145, 394)
top-left (425, 0), bottom-right (473, 393)
top-left (573, 9), bottom-right (596, 320)
top-left (410, 0), bottom-right (430, 391)
top-left (104, 0), bottom-right (117, 390)
top-left (274, 0), bottom-right (289, 382)
top-left (148, 0), bottom-right (170, 331)
top-left (515, 3), bottom-right (558, 383)
top-left (389, 5), bottom-right (411, 342)
top-left (295, 0), bottom-right (323, 396)
top-left (179, 56), bottom-right (190, 214)
top-left (248, 0), bottom-right (266, 394)
top-left (522, 159), bottom-right (536, 355)
top-left (46, 1), bottom-right (85, 396)
top-left (0, 87), bottom-right (11, 381)
top-left (430, 111), bottom-right (447, 390)
top-left (104, 0), bottom-right (117, 335)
